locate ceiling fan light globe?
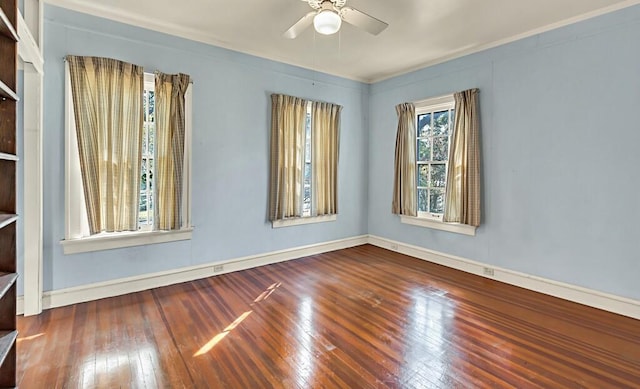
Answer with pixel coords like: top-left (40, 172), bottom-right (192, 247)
top-left (313, 10), bottom-right (342, 35)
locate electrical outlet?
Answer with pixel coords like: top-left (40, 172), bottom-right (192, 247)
top-left (213, 264), bottom-right (224, 273)
top-left (391, 243), bottom-right (399, 250)
top-left (483, 267), bottom-right (495, 276)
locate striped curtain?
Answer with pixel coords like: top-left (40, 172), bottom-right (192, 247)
top-left (392, 103), bottom-right (417, 216)
top-left (67, 55), bottom-right (143, 234)
top-left (443, 88), bottom-right (481, 226)
top-left (154, 72), bottom-right (191, 230)
top-left (312, 101), bottom-right (342, 216)
top-left (269, 94), bottom-right (309, 221)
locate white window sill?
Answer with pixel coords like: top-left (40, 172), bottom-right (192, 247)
top-left (400, 215), bottom-right (476, 236)
top-left (61, 227), bottom-right (194, 255)
top-left (272, 214), bottom-right (337, 228)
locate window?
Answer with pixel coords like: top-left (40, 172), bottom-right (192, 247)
top-left (62, 59), bottom-right (193, 254)
top-left (303, 103), bottom-right (312, 217)
top-left (415, 96), bottom-right (454, 220)
top-left (140, 74), bottom-right (155, 230)
top-left (396, 94), bottom-right (476, 236)
top-left (269, 94), bottom-right (341, 228)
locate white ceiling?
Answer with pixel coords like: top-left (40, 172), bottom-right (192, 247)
top-left (46, 0), bottom-right (640, 82)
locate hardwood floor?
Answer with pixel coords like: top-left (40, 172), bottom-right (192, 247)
top-left (16, 245), bottom-right (640, 388)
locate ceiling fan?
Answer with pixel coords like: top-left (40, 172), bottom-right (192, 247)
top-left (284, 0), bottom-right (388, 39)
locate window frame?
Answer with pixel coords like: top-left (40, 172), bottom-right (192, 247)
top-left (415, 97), bottom-right (454, 221)
top-left (302, 102), bottom-right (313, 218)
top-left (399, 94), bottom-right (476, 236)
top-left (62, 65), bottom-right (193, 254)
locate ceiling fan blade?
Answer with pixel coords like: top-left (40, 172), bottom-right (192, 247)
top-left (283, 11), bottom-right (316, 39)
top-left (340, 7), bottom-right (388, 35)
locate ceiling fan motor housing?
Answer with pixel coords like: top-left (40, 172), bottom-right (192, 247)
top-left (284, 0), bottom-right (388, 39)
top-left (308, 0), bottom-right (347, 10)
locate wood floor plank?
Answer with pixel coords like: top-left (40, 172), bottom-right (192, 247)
top-left (16, 245), bottom-right (640, 388)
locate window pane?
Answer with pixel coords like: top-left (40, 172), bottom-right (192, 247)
top-left (148, 124), bottom-right (155, 155)
top-left (142, 124), bottom-right (148, 155)
top-left (148, 193), bottom-right (154, 222)
top-left (148, 160), bottom-right (153, 191)
top-left (451, 109), bottom-right (455, 131)
top-left (431, 164), bottom-right (446, 188)
top-left (417, 113), bottom-right (431, 137)
top-left (417, 139), bottom-right (431, 161)
top-left (304, 162), bottom-right (311, 184)
top-left (140, 193), bottom-right (147, 212)
top-left (304, 185), bottom-right (311, 205)
top-left (303, 184), bottom-right (311, 217)
top-left (148, 91), bottom-right (155, 122)
top-left (418, 164), bottom-right (429, 187)
top-left (433, 111), bottom-right (450, 136)
top-left (418, 188), bottom-right (428, 212)
top-left (305, 115), bottom-right (311, 163)
top-left (430, 190), bottom-right (445, 214)
top-left (432, 137), bottom-right (449, 161)
top-left (143, 90), bottom-right (147, 122)
top-left (140, 159), bottom-right (147, 191)
top-left (139, 193), bottom-right (148, 224)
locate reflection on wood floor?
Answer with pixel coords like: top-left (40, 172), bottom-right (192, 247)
top-left (17, 245), bottom-right (640, 388)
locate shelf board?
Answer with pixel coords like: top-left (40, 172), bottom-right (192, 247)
top-left (0, 331), bottom-right (17, 368)
top-left (0, 273), bottom-right (16, 301)
top-left (0, 215), bottom-right (17, 230)
top-left (0, 153), bottom-right (17, 162)
top-left (0, 80), bottom-right (18, 102)
top-left (0, 7), bottom-right (18, 41)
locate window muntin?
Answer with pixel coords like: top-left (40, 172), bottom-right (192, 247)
top-left (415, 99), bottom-right (454, 219)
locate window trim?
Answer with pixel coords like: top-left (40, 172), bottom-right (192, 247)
top-left (402, 94), bottom-right (476, 236)
top-left (272, 214), bottom-right (337, 229)
top-left (61, 228), bottom-right (194, 255)
top-left (62, 64), bottom-right (193, 254)
top-left (400, 215), bottom-right (476, 236)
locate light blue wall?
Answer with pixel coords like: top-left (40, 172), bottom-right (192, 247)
top-left (42, 5), bottom-right (369, 292)
top-left (368, 5), bottom-right (640, 300)
top-left (40, 4), bottom-right (640, 301)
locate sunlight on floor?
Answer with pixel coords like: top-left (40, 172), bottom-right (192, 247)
top-left (194, 282), bottom-right (282, 357)
top-left (254, 282), bottom-right (281, 303)
top-left (16, 333), bottom-right (44, 342)
top-left (194, 311), bottom-right (253, 356)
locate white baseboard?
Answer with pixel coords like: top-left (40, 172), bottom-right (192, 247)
top-left (368, 235), bottom-right (640, 320)
top-left (18, 233), bottom-right (640, 321)
top-left (18, 235), bottom-right (368, 314)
